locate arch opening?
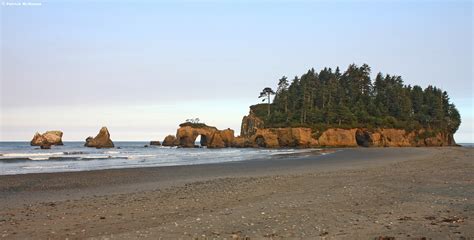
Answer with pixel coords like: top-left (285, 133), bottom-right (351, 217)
top-left (355, 130), bottom-right (371, 147)
top-left (195, 134), bottom-right (208, 147)
top-left (255, 135), bottom-right (266, 147)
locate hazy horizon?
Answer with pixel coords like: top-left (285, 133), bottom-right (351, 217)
top-left (1, 1), bottom-right (473, 142)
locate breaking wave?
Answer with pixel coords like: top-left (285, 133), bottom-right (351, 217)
top-left (0, 141), bottom-right (328, 175)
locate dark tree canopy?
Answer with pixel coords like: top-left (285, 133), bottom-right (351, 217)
top-left (259, 87), bottom-right (275, 100)
top-left (252, 64), bottom-right (461, 134)
top-left (259, 87), bottom-right (276, 116)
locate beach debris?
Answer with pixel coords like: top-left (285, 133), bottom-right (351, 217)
top-left (441, 216), bottom-right (465, 223)
top-left (263, 233), bottom-right (277, 238)
top-left (374, 237), bottom-right (395, 240)
top-left (230, 231), bottom-right (250, 240)
top-left (397, 216), bottom-right (413, 221)
top-left (319, 231), bottom-right (329, 236)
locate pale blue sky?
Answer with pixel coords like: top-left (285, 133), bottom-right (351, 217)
top-left (1, 0), bottom-right (473, 142)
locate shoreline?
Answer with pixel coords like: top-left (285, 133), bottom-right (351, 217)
top-left (0, 147), bottom-right (472, 239)
top-left (0, 148), bottom-right (431, 204)
top-left (0, 147), bottom-right (324, 176)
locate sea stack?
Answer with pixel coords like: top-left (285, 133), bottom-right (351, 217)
top-left (30, 130), bottom-right (64, 148)
top-left (162, 135), bottom-right (178, 147)
top-left (84, 127), bottom-right (114, 148)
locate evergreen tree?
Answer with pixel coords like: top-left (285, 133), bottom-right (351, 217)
top-left (259, 87), bottom-right (275, 117)
top-left (275, 76), bottom-right (289, 114)
top-left (250, 64), bottom-right (460, 135)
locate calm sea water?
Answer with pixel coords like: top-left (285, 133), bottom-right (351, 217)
top-left (0, 142), bottom-right (320, 175)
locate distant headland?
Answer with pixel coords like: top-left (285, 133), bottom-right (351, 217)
top-left (31, 64), bottom-right (460, 149)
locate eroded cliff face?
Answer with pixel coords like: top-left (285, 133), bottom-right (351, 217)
top-left (163, 112), bottom-right (455, 149)
top-left (369, 129), bottom-right (455, 147)
top-left (249, 128), bottom-right (318, 148)
top-left (241, 126), bottom-right (455, 148)
top-left (240, 110), bottom-right (264, 137)
top-left (318, 128), bottom-right (358, 147)
top-left (237, 111), bottom-right (456, 148)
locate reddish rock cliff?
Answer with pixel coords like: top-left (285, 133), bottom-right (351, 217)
top-left (174, 124), bottom-right (235, 148)
top-left (163, 111), bottom-right (456, 149)
top-left (318, 128), bottom-right (358, 147)
top-left (249, 128), bottom-right (318, 148)
top-left (240, 110), bottom-right (264, 137)
top-left (219, 129), bottom-right (235, 147)
top-left (238, 111), bottom-right (456, 148)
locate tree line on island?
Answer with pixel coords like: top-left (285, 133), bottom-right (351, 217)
top-left (255, 64), bottom-right (461, 136)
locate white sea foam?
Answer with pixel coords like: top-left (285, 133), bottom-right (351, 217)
top-left (22, 165), bottom-right (69, 169)
top-left (127, 154), bottom-right (158, 159)
top-left (28, 157), bottom-right (50, 161)
top-left (1, 152), bottom-right (64, 157)
top-left (105, 151), bottom-right (120, 154)
top-left (0, 142), bottom-right (331, 175)
top-left (80, 155), bottom-right (113, 159)
top-left (270, 149), bottom-right (315, 155)
top-left (63, 151), bottom-right (88, 155)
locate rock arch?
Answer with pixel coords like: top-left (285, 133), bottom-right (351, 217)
top-left (175, 124), bottom-right (234, 148)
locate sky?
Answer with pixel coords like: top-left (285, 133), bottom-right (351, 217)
top-left (1, 0), bottom-right (473, 142)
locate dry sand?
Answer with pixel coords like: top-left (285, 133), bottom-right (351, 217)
top-left (0, 147), bottom-right (473, 239)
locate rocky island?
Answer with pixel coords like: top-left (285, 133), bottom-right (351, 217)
top-left (163, 64), bottom-right (460, 149)
top-left (27, 65), bottom-right (460, 150)
top-left (164, 110), bottom-right (456, 149)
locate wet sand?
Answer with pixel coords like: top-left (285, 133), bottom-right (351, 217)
top-left (0, 147), bottom-right (473, 239)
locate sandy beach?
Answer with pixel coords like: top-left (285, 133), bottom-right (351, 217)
top-left (0, 147), bottom-right (473, 239)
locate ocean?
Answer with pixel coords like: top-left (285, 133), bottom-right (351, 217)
top-left (0, 142), bottom-right (320, 175)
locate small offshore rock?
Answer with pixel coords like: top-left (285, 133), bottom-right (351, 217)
top-left (84, 127), bottom-right (114, 148)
